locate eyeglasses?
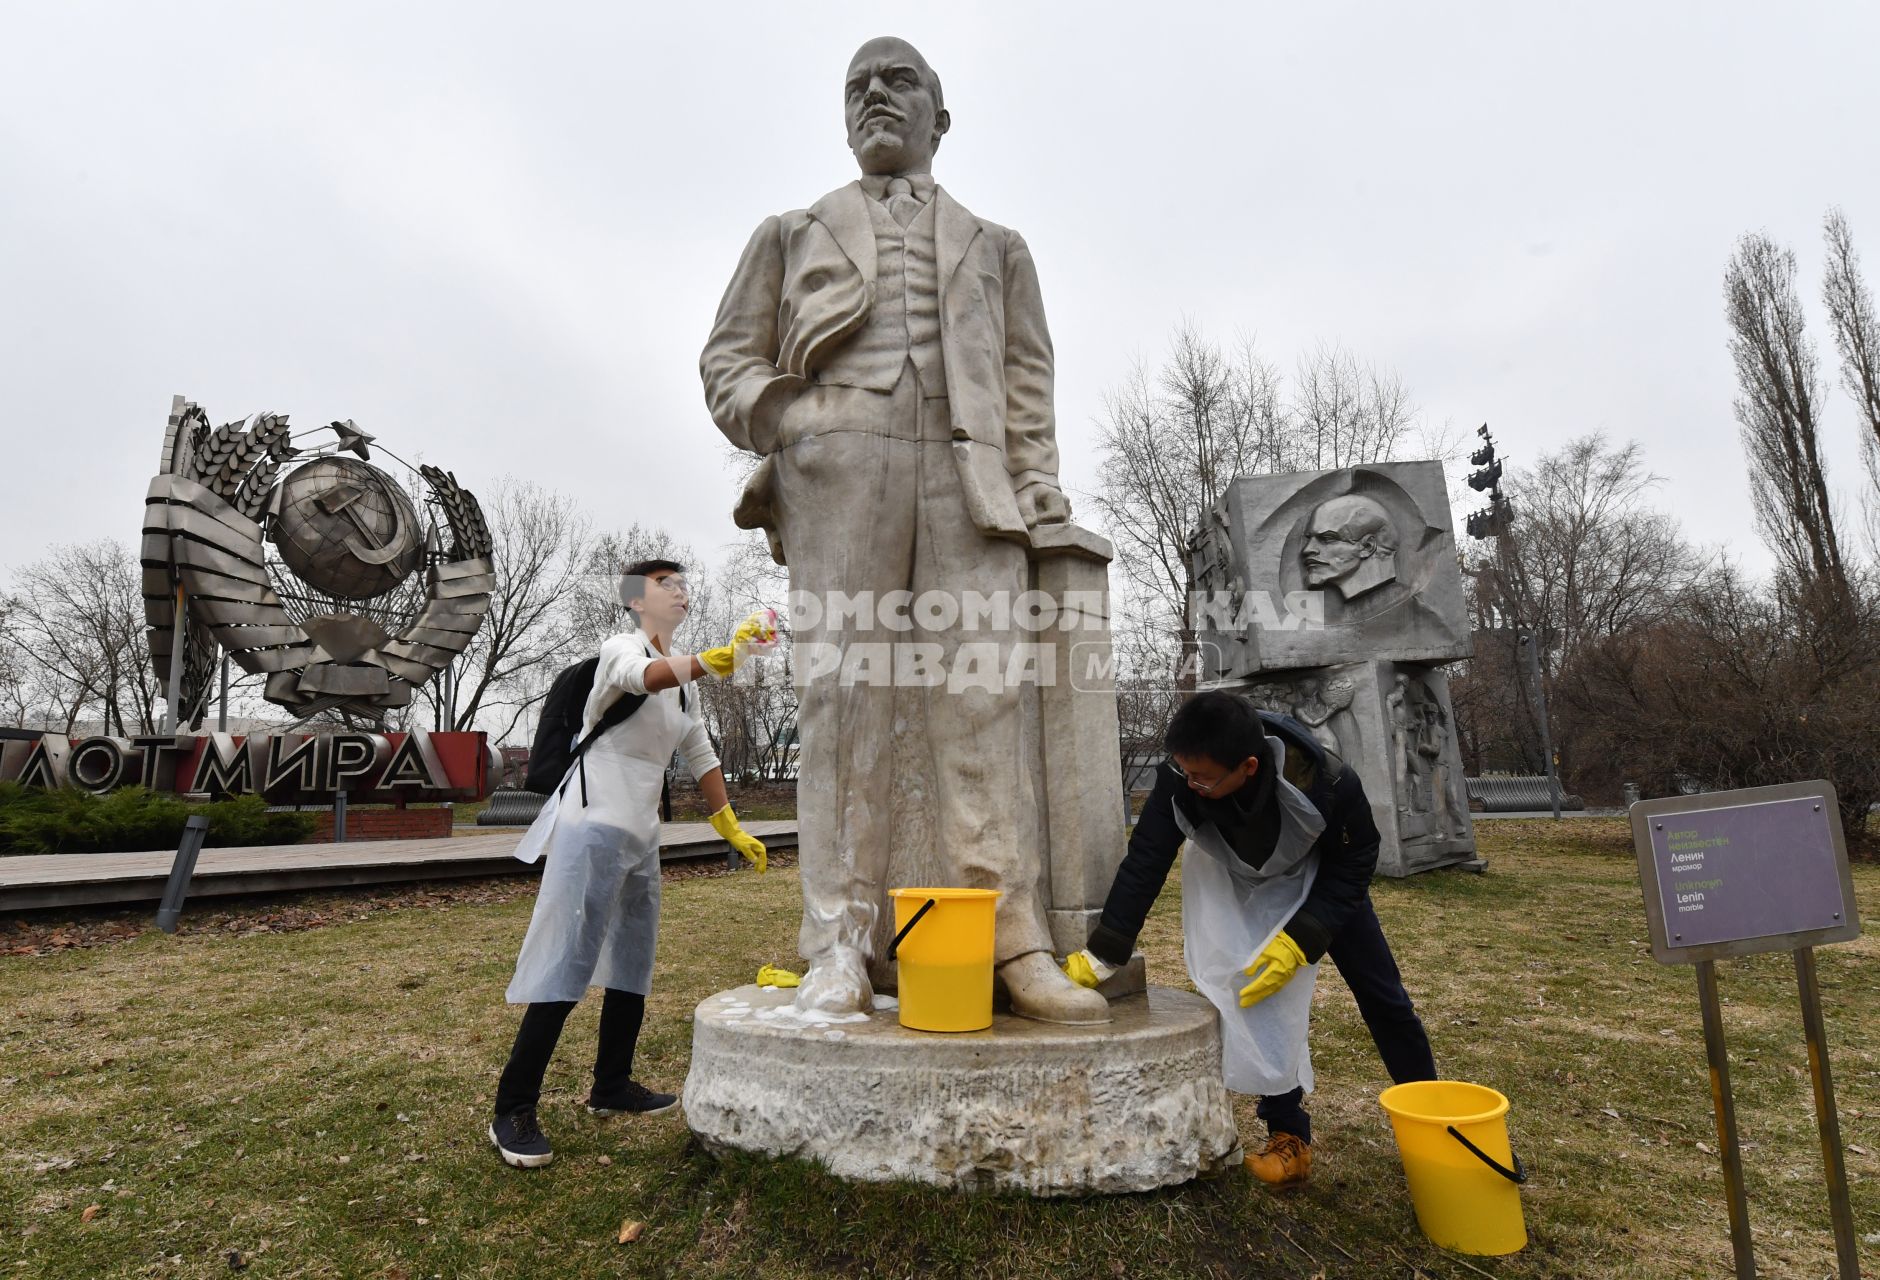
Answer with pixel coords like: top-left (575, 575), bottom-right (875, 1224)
top-left (1167, 757), bottom-right (1240, 795)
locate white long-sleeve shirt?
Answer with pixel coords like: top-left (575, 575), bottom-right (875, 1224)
top-left (582, 630), bottom-right (721, 781)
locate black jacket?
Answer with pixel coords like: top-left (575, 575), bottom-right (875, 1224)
top-left (1087, 712), bottom-right (1381, 967)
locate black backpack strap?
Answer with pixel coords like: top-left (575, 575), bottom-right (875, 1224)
top-left (587, 690), bottom-right (647, 747)
top-left (557, 690), bottom-right (648, 807)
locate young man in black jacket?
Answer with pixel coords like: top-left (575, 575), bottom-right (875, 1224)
top-left (1064, 690), bottom-right (1436, 1186)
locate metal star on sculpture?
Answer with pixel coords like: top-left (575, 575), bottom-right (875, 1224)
top-left (328, 419), bottom-right (377, 460)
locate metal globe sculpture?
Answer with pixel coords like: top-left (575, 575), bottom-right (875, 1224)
top-left (271, 457), bottom-right (423, 600)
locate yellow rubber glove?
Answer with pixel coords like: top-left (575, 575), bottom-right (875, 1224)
top-left (709, 803), bottom-right (767, 873)
top-left (1238, 931), bottom-right (1309, 1008)
top-left (698, 612), bottom-right (777, 678)
top-left (756, 964), bottom-right (801, 988)
top-left (1061, 949), bottom-right (1117, 989)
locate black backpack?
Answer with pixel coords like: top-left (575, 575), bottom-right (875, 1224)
top-left (523, 655), bottom-right (685, 800)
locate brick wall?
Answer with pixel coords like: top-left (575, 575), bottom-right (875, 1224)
top-left (309, 806), bottom-right (454, 842)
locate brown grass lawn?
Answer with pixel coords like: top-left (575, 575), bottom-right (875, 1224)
top-left (2, 819), bottom-right (1876, 1278)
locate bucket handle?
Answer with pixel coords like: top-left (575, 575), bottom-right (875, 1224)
top-left (1446, 1125), bottom-right (1527, 1185)
top-left (888, 898), bottom-right (938, 960)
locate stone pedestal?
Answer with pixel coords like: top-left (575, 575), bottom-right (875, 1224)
top-left (683, 984), bottom-right (1241, 1196)
top-left (1026, 523), bottom-right (1127, 956)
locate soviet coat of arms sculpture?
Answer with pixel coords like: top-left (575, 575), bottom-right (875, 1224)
top-left (141, 395), bottom-right (494, 727)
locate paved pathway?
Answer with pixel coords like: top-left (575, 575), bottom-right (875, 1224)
top-left (0, 819), bottom-right (799, 912)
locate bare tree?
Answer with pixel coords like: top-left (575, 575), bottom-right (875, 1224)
top-left (698, 533), bottom-right (796, 781)
top-left (1290, 341), bottom-right (1417, 471)
top-left (1822, 207), bottom-right (1880, 549)
top-left (1111, 595), bottom-right (1183, 791)
top-left (4, 541), bottom-right (159, 735)
top-left (1498, 434), bottom-right (1697, 666)
top-left (422, 479), bottom-right (593, 742)
top-left (564, 524), bottom-right (717, 656)
top-left (0, 599), bottom-right (39, 727)
top-left (1456, 434), bottom-right (1700, 784)
top-left (1090, 323), bottom-right (1286, 677)
top-left (1564, 560), bottom-right (1880, 838)
top-left (1091, 321), bottom-right (1420, 695)
top-left (1725, 231), bottom-right (1848, 594)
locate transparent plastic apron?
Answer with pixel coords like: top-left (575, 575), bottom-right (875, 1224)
top-left (505, 684), bottom-right (688, 1004)
top-left (1178, 736), bottom-right (1328, 1096)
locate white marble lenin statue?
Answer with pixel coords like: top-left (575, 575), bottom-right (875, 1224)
top-left (700, 38), bottom-right (1109, 1025)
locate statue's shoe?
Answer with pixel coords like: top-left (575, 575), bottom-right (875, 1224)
top-left (998, 950), bottom-right (1112, 1025)
top-left (794, 945), bottom-right (873, 1016)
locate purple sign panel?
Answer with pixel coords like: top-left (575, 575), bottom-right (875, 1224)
top-left (1633, 782), bottom-right (1860, 963)
top-left (1649, 797), bottom-right (1843, 946)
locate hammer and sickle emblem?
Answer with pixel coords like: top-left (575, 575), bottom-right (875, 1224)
top-left (315, 474), bottom-right (409, 565)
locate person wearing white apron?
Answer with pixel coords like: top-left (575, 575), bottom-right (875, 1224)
top-left (489, 560), bottom-right (774, 1169)
top-left (1064, 691), bottom-right (1437, 1187)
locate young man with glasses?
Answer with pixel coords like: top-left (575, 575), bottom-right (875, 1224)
top-left (489, 560), bottom-right (774, 1168)
top-left (1064, 690), bottom-right (1436, 1187)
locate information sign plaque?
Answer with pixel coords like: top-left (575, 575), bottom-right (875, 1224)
top-left (1632, 780), bottom-right (1859, 964)
top-left (1630, 779), bottom-right (1863, 1279)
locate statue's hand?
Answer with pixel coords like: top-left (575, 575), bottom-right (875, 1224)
top-left (747, 373), bottom-right (810, 454)
top-left (1015, 480), bottom-right (1071, 527)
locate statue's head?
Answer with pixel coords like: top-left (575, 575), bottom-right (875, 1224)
top-left (1302, 494), bottom-right (1399, 599)
top-left (844, 37), bottom-right (949, 176)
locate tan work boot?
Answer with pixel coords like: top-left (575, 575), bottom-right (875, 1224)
top-left (998, 951), bottom-right (1111, 1025)
top-left (1244, 1133), bottom-right (1311, 1187)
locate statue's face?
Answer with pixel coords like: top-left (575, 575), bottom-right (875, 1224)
top-left (1301, 496), bottom-right (1397, 597)
top-left (1303, 516), bottom-right (1366, 587)
top-left (844, 38), bottom-right (947, 175)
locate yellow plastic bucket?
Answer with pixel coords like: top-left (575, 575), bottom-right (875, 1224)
top-left (888, 887), bottom-right (999, 1032)
top-left (1379, 1081), bottom-right (1528, 1256)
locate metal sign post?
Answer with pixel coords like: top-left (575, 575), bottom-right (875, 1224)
top-left (1693, 958), bottom-right (1755, 1279)
top-left (1796, 947), bottom-right (1862, 1279)
top-left (1631, 781), bottom-right (1862, 1280)
top-left (155, 815), bottom-right (210, 933)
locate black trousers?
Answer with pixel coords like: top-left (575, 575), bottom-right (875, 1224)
top-left (494, 987), bottom-right (645, 1117)
top-left (1258, 892), bottom-right (1436, 1144)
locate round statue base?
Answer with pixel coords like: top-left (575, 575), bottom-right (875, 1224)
top-left (682, 983), bottom-right (1241, 1196)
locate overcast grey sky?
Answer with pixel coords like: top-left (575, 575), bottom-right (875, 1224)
top-left (5, 1), bottom-right (1879, 587)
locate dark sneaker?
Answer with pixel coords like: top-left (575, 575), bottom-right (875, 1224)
top-left (488, 1107), bottom-right (553, 1168)
top-left (586, 1080), bottom-right (679, 1117)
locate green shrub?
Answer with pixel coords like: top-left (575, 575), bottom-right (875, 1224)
top-left (202, 794), bottom-right (317, 847)
top-left (0, 784), bottom-right (316, 855)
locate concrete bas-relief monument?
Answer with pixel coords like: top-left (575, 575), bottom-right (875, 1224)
top-left (684, 37), bottom-right (1239, 1193)
top-left (1191, 462), bottom-right (1478, 875)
